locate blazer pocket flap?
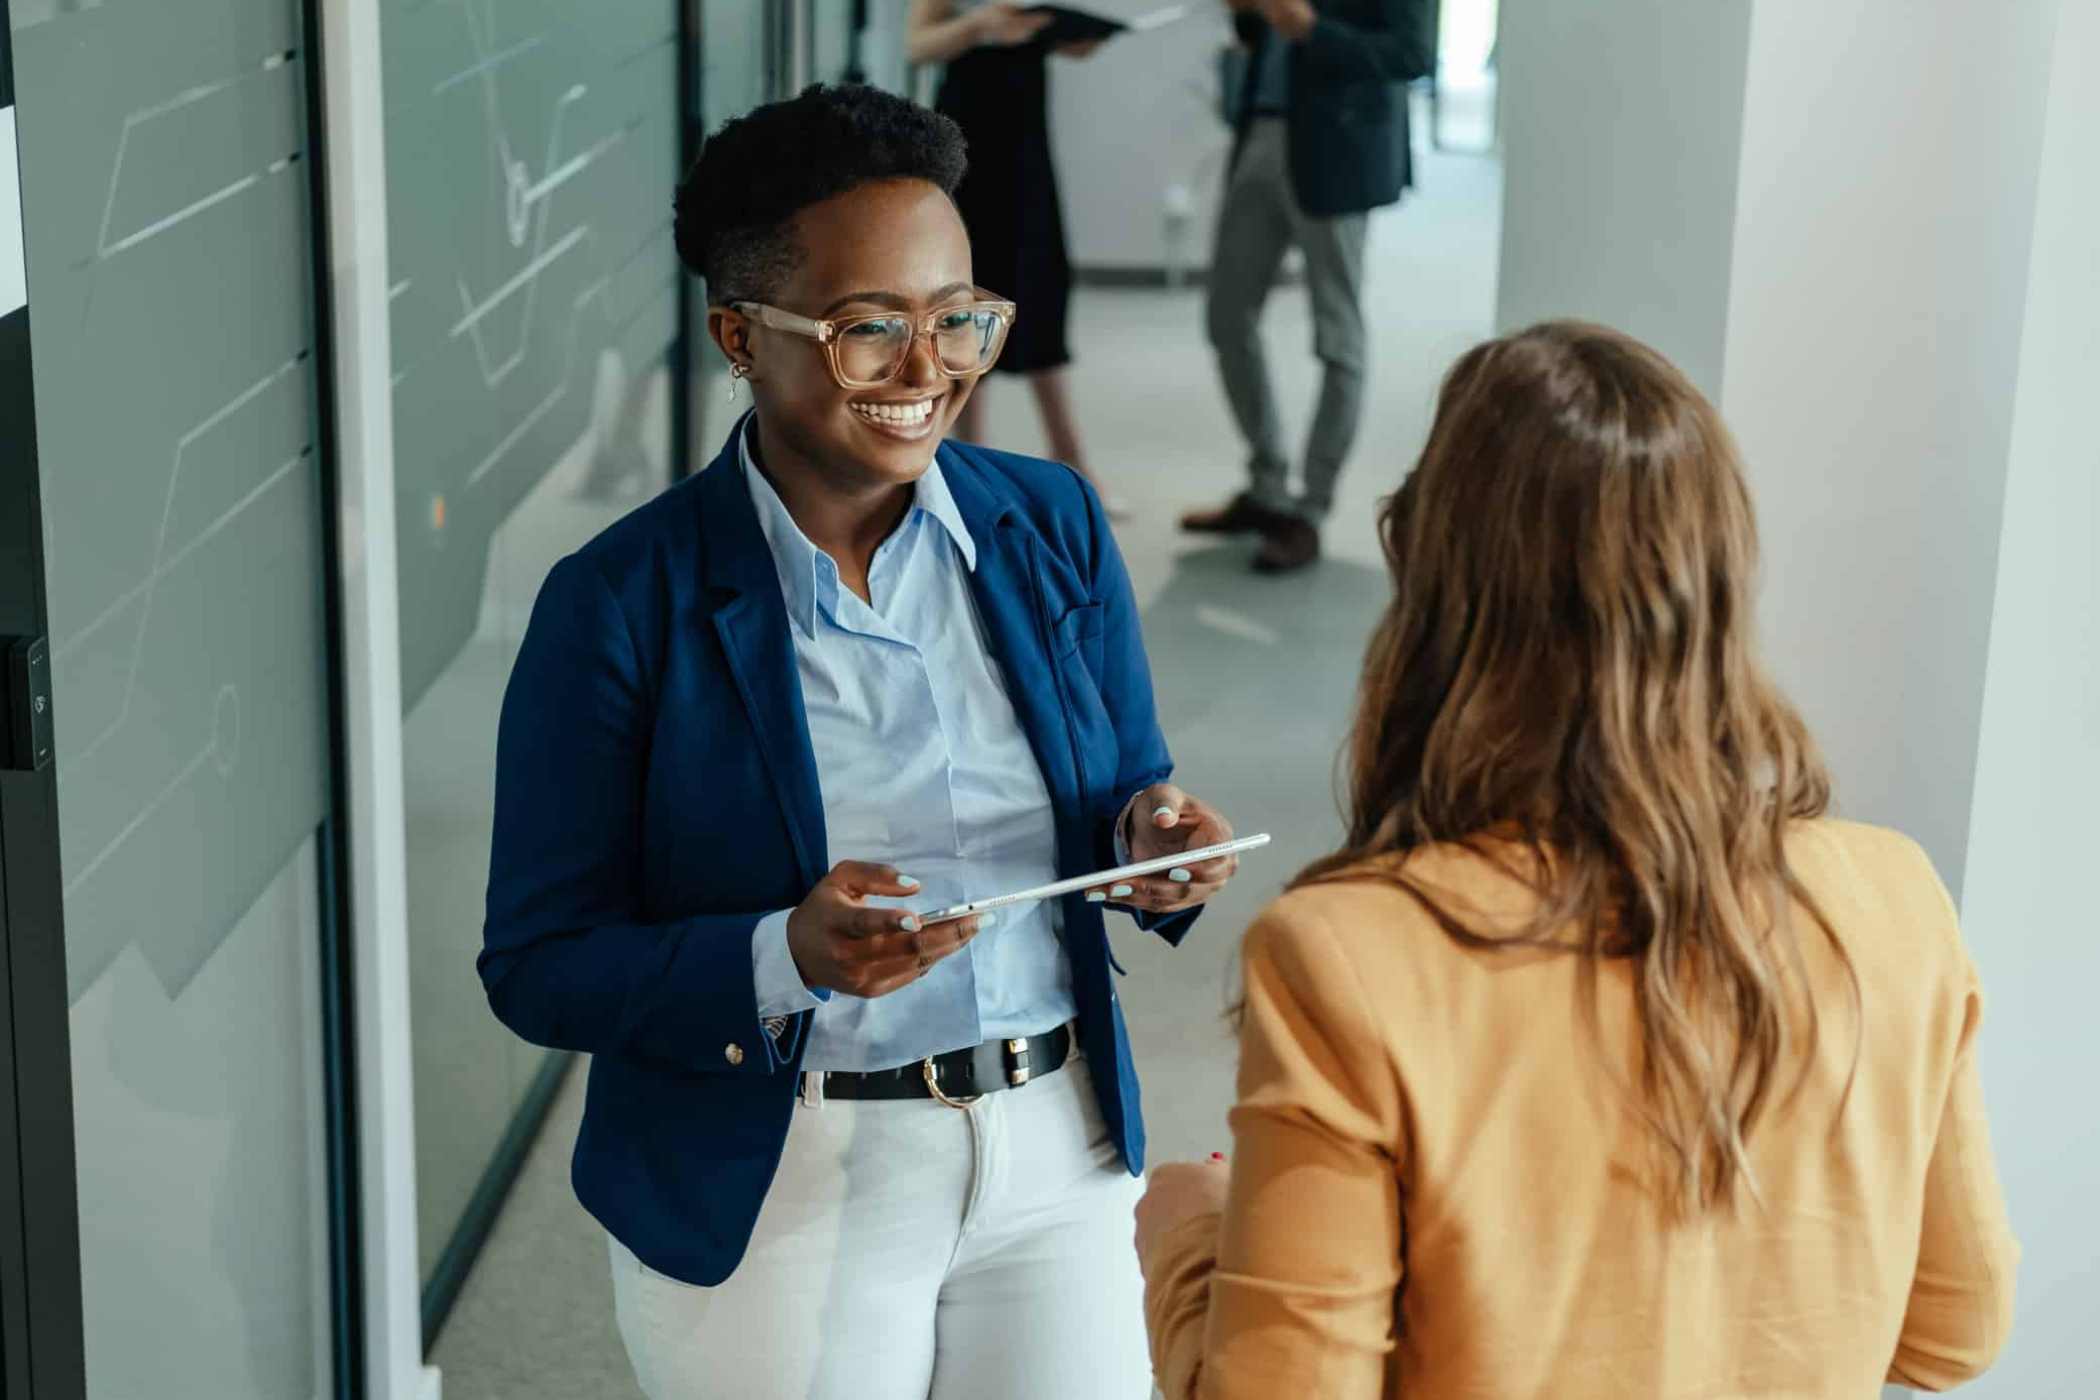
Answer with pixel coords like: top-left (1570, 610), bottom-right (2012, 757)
top-left (1054, 602), bottom-right (1106, 656)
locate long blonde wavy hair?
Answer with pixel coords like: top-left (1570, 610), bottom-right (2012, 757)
top-left (1299, 321), bottom-right (1856, 1219)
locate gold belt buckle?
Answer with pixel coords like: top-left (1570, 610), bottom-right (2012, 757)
top-left (1006, 1037), bottom-right (1031, 1087)
top-left (921, 1055), bottom-right (982, 1109)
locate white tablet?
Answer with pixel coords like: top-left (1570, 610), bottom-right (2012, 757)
top-left (918, 833), bottom-right (1271, 925)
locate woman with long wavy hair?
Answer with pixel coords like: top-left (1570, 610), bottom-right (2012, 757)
top-left (1132, 321), bottom-right (2018, 1397)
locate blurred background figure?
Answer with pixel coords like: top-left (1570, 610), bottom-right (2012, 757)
top-left (908, 1), bottom-right (1126, 514)
top-left (1182, 0), bottom-right (1430, 572)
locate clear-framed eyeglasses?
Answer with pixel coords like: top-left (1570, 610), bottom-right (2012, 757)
top-left (730, 294), bottom-right (1018, 389)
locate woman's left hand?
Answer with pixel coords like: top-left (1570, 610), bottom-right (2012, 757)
top-left (1256, 0), bottom-right (1318, 41)
top-left (1090, 783), bottom-right (1241, 913)
top-left (1134, 1157), bottom-right (1230, 1271)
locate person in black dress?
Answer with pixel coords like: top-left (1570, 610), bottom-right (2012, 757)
top-left (907, 2), bottom-right (1123, 513)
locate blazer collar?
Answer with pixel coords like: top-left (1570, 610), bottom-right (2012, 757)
top-left (695, 415), bottom-right (779, 602)
top-left (933, 436), bottom-right (1024, 543)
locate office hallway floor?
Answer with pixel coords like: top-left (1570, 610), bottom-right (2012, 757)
top-left (428, 133), bottom-right (1502, 1399)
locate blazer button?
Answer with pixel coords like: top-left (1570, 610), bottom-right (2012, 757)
top-left (724, 1043), bottom-right (745, 1067)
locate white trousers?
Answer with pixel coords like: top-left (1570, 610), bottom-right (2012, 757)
top-left (609, 1051), bottom-right (1152, 1400)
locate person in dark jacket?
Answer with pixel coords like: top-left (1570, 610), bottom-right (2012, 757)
top-left (1182, 0), bottom-right (1430, 572)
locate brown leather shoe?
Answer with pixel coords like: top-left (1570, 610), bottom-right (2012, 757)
top-left (1180, 492), bottom-right (1290, 536)
top-left (1252, 517), bottom-right (1321, 573)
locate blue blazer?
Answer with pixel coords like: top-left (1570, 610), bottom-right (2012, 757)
top-left (480, 427), bottom-right (1197, 1286)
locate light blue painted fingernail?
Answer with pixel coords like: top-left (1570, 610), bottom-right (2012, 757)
top-left (1086, 891), bottom-right (1108, 904)
top-left (901, 915), bottom-right (922, 932)
top-left (1110, 884), bottom-right (1134, 899)
top-left (897, 874), bottom-right (921, 890)
top-left (976, 911), bottom-right (999, 928)
top-left (1169, 868), bottom-right (1192, 884)
top-left (1153, 805), bottom-right (1178, 824)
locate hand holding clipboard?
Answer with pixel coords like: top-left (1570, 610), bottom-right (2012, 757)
top-left (1023, 4), bottom-right (1198, 47)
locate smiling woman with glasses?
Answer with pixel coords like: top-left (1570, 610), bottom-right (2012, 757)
top-left (477, 84), bottom-right (1244, 1400)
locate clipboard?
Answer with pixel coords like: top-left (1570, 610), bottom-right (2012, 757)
top-left (1024, 4), bottom-right (1195, 46)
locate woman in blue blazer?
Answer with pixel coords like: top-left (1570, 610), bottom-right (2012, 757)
top-left (480, 86), bottom-right (1243, 1399)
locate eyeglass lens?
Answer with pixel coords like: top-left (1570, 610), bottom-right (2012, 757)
top-left (835, 306), bottom-right (1006, 385)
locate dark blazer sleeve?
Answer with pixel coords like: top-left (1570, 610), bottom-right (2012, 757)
top-left (1078, 479), bottom-right (1202, 947)
top-left (1299, 0), bottom-right (1433, 84)
top-left (478, 554), bottom-right (794, 1076)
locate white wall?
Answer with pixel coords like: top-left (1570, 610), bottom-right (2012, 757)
top-left (1958, 0), bottom-right (2100, 1392)
top-left (1497, 0), bottom-right (2059, 896)
top-left (1495, 0), bottom-right (1753, 395)
top-left (1498, 0), bottom-right (2098, 1390)
top-left (1046, 2), bottom-right (1240, 270)
top-left (1720, 0), bottom-right (2058, 901)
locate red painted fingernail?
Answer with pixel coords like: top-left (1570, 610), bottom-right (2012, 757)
top-left (1209, 1152), bottom-right (1226, 1162)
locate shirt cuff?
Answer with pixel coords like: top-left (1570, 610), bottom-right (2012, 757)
top-left (752, 910), bottom-right (827, 1020)
top-left (1113, 790), bottom-right (1147, 866)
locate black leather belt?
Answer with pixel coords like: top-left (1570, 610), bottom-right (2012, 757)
top-left (815, 1024), bottom-right (1074, 1108)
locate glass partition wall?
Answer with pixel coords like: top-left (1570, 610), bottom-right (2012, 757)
top-left (8, 0), bottom-right (345, 1394)
top-left (391, 0), bottom-right (917, 1343)
top-left (2, 3), bottom-right (904, 1392)
top-left (679, 0), bottom-right (908, 466)
top-left (378, 0), bottom-right (685, 1341)
top-left (810, 0), bottom-right (911, 92)
top-left (682, 0), bottom-right (778, 466)
top-left (390, 0), bottom-right (901, 1351)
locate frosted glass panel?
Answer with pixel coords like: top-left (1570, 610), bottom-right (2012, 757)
top-left (380, 0), bottom-right (682, 1287)
top-left (701, 0), bottom-right (771, 124)
top-left (809, 0), bottom-right (909, 92)
top-left (13, 0), bottom-right (328, 1008)
top-left (814, 0), bottom-right (852, 81)
top-left (8, 0), bottom-right (337, 1394)
top-left (860, 0), bottom-right (914, 94)
top-left (69, 840), bottom-right (333, 1400)
top-left (386, 0), bottom-right (681, 710)
top-left (687, 0), bottom-right (774, 458)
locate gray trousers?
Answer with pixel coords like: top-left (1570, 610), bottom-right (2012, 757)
top-left (1205, 118), bottom-right (1369, 523)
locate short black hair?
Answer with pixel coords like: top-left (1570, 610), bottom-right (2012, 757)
top-left (674, 84), bottom-right (968, 306)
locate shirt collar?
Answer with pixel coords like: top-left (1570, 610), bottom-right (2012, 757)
top-left (738, 413), bottom-right (978, 637)
top-left (908, 449), bottom-right (979, 573)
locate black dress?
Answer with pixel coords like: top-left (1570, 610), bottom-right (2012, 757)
top-left (937, 43), bottom-right (1072, 375)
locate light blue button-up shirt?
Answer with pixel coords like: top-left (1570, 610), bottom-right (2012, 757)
top-left (742, 423), bottom-right (1078, 1072)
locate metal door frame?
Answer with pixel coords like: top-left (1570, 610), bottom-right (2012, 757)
top-left (0, 0), bottom-right (93, 1391)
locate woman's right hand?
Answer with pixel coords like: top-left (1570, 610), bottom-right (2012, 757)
top-left (786, 861), bottom-right (990, 998)
top-left (972, 3), bottom-right (1054, 48)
